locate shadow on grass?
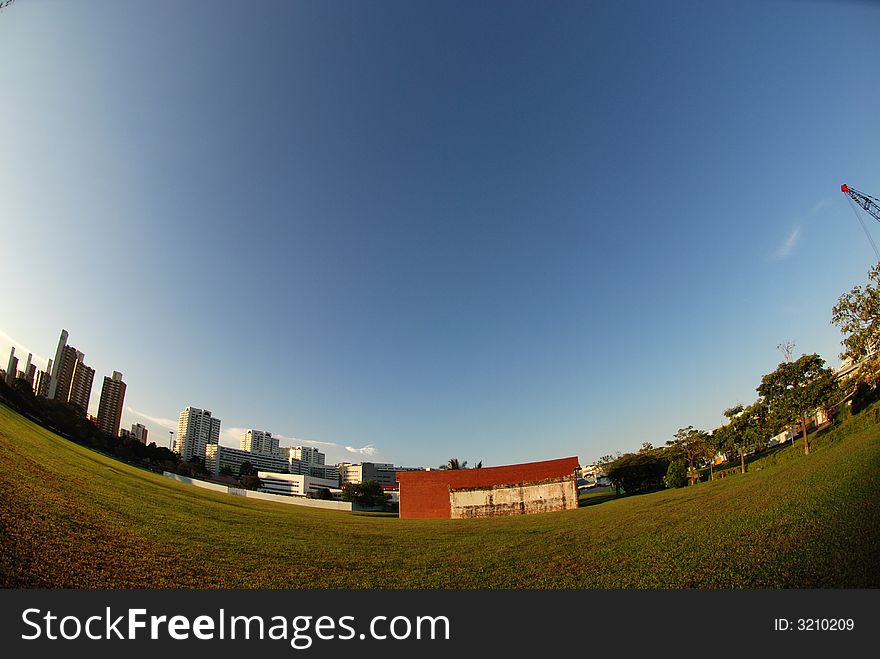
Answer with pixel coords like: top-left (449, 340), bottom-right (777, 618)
top-left (350, 511), bottom-right (399, 518)
top-left (578, 487), bottom-right (620, 508)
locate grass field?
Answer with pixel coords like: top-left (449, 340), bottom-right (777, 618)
top-left (1, 401), bottom-right (879, 588)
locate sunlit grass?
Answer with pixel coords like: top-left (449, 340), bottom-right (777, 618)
top-left (1, 401), bottom-right (878, 588)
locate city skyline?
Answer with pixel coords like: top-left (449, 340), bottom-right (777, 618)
top-left (1, 1), bottom-right (879, 467)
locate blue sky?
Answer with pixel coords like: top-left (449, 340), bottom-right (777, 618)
top-left (1, 0), bottom-right (878, 467)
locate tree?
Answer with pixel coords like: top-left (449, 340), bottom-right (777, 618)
top-left (341, 480), bottom-right (391, 508)
top-left (310, 488), bottom-right (334, 500)
top-left (757, 354), bottom-right (839, 456)
top-left (240, 474), bottom-right (262, 491)
top-left (663, 459), bottom-right (688, 489)
top-left (665, 426), bottom-right (708, 485)
top-left (722, 400), bottom-right (773, 473)
top-left (604, 452), bottom-right (670, 494)
top-left (832, 262), bottom-right (880, 384)
top-left (11, 377), bottom-right (36, 403)
top-left (703, 431), bottom-right (722, 481)
top-left (446, 458), bottom-right (468, 470)
top-left (778, 340), bottom-right (796, 363)
top-left (716, 403), bottom-right (758, 475)
top-left (238, 461), bottom-right (257, 478)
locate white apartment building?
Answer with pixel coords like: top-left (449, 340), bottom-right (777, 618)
top-left (130, 423), bottom-right (149, 444)
top-left (175, 406), bottom-right (221, 461)
top-left (289, 446), bottom-right (325, 465)
top-left (240, 429), bottom-right (279, 455)
top-left (205, 444), bottom-right (290, 477)
top-left (277, 446), bottom-right (339, 483)
top-left (338, 462), bottom-right (424, 487)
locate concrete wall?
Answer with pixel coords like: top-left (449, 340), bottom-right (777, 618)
top-left (162, 472), bottom-right (353, 511)
top-left (397, 456), bottom-right (580, 519)
top-left (449, 477), bottom-right (577, 519)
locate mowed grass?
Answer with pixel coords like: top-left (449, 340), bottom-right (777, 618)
top-left (1, 402), bottom-right (879, 588)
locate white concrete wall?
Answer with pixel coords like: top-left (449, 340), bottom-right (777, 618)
top-left (449, 478), bottom-right (577, 519)
top-left (162, 472), bottom-right (353, 511)
top-left (164, 473), bottom-right (229, 493)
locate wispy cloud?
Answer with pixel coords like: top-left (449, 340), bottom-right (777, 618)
top-left (811, 198), bottom-right (831, 214)
top-left (771, 225), bottom-right (801, 261)
top-left (126, 407), bottom-right (177, 430)
top-left (345, 445), bottom-right (377, 456)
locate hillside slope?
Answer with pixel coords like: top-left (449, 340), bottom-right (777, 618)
top-left (1, 403), bottom-right (878, 588)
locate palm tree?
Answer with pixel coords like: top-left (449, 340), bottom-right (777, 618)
top-left (446, 457), bottom-right (468, 470)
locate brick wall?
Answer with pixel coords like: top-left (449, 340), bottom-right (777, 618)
top-left (397, 456), bottom-right (580, 519)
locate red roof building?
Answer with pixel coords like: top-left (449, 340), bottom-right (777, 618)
top-left (397, 456), bottom-right (580, 519)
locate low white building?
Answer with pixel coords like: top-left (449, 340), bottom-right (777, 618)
top-left (257, 471), bottom-right (340, 498)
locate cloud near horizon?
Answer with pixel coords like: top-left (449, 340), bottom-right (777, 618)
top-left (126, 407), bottom-right (178, 431)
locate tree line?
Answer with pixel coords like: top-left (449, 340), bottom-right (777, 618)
top-left (0, 377), bottom-right (209, 480)
top-left (595, 263), bottom-right (880, 495)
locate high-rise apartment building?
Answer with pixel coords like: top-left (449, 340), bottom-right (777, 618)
top-left (5, 347), bottom-right (18, 386)
top-left (290, 446), bottom-right (325, 465)
top-left (130, 423), bottom-right (149, 443)
top-left (96, 371), bottom-right (126, 437)
top-left (338, 462), bottom-right (425, 487)
top-left (46, 330), bottom-right (94, 415)
top-left (33, 360), bottom-right (52, 398)
top-left (279, 446), bottom-right (337, 480)
top-left (67, 353), bottom-right (95, 414)
top-left (240, 429), bottom-right (279, 455)
top-left (175, 406), bottom-right (221, 461)
top-left (51, 344), bottom-right (79, 402)
top-left (22, 353), bottom-right (35, 386)
top-left (47, 329), bottom-right (69, 400)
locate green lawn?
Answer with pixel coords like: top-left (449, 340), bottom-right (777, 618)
top-left (1, 402), bottom-right (878, 588)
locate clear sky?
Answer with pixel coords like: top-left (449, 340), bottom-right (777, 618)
top-left (1, 0), bottom-right (878, 467)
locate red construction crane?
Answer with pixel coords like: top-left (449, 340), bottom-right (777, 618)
top-left (841, 184), bottom-right (880, 223)
top-left (842, 183), bottom-right (880, 260)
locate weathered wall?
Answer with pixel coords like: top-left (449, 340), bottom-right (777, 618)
top-left (449, 477), bottom-right (577, 519)
top-left (397, 456), bottom-right (580, 519)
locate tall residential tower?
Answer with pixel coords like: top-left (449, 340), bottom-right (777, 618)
top-left (240, 429), bottom-right (279, 455)
top-left (67, 352), bottom-right (94, 414)
top-left (47, 329), bottom-right (69, 400)
top-left (47, 330), bottom-right (94, 415)
top-left (5, 347), bottom-right (18, 386)
top-left (175, 406), bottom-right (221, 461)
top-left (96, 371), bottom-right (126, 437)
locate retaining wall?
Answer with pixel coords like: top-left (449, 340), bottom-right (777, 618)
top-left (449, 477), bottom-right (577, 519)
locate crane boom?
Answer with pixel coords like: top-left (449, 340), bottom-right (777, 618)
top-left (842, 183), bottom-right (880, 223)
